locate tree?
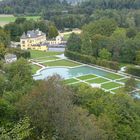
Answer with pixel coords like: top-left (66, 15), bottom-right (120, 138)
top-left (81, 32), bottom-right (93, 55)
top-left (99, 48), bottom-right (111, 60)
top-left (110, 28), bottom-right (126, 61)
top-left (120, 39), bottom-right (137, 63)
top-left (48, 25), bottom-right (58, 38)
top-left (67, 33), bottom-right (81, 52)
top-left (0, 98), bottom-right (16, 126)
top-left (4, 23), bottom-right (23, 42)
top-left (0, 117), bottom-right (31, 140)
top-left (15, 17), bottom-right (26, 24)
top-left (135, 51), bottom-right (140, 65)
top-left (125, 77), bottom-right (137, 93)
top-left (0, 29), bottom-right (10, 47)
top-left (72, 84), bottom-right (140, 140)
top-left (0, 43), bottom-right (6, 59)
top-left (0, 74), bottom-right (6, 96)
top-left (17, 76), bottom-right (107, 140)
top-left (4, 58), bottom-right (33, 92)
top-left (126, 66), bottom-right (140, 77)
top-left (126, 28), bottom-right (137, 38)
top-left (83, 18), bottom-right (117, 37)
top-left (91, 34), bottom-right (111, 57)
top-left (35, 20), bottom-right (49, 35)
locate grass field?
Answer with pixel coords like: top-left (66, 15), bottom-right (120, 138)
top-left (64, 78), bottom-right (79, 84)
top-left (34, 56), bottom-right (59, 62)
top-left (77, 74), bottom-right (97, 80)
top-left (43, 59), bottom-right (81, 67)
top-left (102, 82), bottom-right (122, 90)
top-left (31, 64), bottom-right (41, 74)
top-left (111, 87), bottom-right (126, 94)
top-left (87, 77), bottom-right (109, 84)
top-left (116, 78), bottom-right (129, 83)
top-left (0, 15), bottom-right (40, 26)
top-left (30, 50), bottom-right (63, 59)
top-left (104, 73), bottom-right (123, 80)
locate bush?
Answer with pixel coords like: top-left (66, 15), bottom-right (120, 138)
top-left (126, 66), bottom-right (140, 77)
top-left (6, 48), bottom-right (30, 59)
top-left (65, 50), bottom-right (119, 70)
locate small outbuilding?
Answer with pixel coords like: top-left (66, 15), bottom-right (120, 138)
top-left (5, 54), bottom-right (17, 63)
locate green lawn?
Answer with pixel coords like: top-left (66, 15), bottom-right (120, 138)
top-left (64, 78), bottom-right (79, 84)
top-left (111, 87), bottom-right (126, 94)
top-left (104, 73), bottom-right (123, 80)
top-left (31, 64), bottom-right (41, 74)
top-left (43, 59), bottom-right (81, 67)
top-left (0, 15), bottom-right (40, 26)
top-left (116, 78), bottom-right (129, 83)
top-left (34, 56), bottom-right (59, 62)
top-left (30, 50), bottom-right (63, 58)
top-left (69, 82), bottom-right (88, 87)
top-left (77, 74), bottom-right (97, 80)
top-left (0, 16), bottom-right (16, 22)
top-left (102, 82), bottom-right (122, 90)
top-left (87, 77), bottom-right (109, 84)
top-left (0, 15), bottom-right (40, 22)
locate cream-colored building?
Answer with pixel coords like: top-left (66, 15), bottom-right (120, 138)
top-left (46, 35), bottom-right (67, 45)
top-left (20, 29), bottom-right (48, 51)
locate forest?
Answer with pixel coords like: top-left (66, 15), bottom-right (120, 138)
top-left (0, 62), bottom-right (140, 139)
top-left (1, 0), bottom-right (140, 30)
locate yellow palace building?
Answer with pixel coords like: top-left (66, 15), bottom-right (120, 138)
top-left (20, 29), bottom-right (48, 51)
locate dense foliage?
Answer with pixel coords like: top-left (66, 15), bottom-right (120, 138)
top-left (0, 69), bottom-right (140, 139)
top-left (0, 28), bottom-right (10, 47)
top-left (0, 28), bottom-right (30, 60)
top-left (4, 18), bottom-right (58, 41)
top-left (71, 84), bottom-right (140, 140)
top-left (66, 18), bottom-right (140, 68)
top-left (65, 50), bottom-right (119, 71)
top-left (1, 0), bottom-right (140, 30)
top-left (0, 0), bottom-right (68, 14)
top-left (126, 66), bottom-right (140, 77)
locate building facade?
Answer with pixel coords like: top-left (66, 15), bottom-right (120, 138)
top-left (46, 35), bottom-right (67, 46)
top-left (20, 29), bottom-right (48, 51)
top-left (5, 54), bottom-right (17, 63)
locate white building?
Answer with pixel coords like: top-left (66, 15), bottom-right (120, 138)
top-left (46, 35), bottom-right (67, 46)
top-left (5, 54), bottom-right (17, 63)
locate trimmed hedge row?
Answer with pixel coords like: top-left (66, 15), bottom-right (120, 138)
top-left (65, 50), bottom-right (119, 71)
top-left (126, 66), bottom-right (140, 77)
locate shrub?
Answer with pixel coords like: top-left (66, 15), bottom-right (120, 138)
top-left (65, 50), bottom-right (119, 70)
top-left (126, 66), bottom-right (140, 77)
top-left (6, 48), bottom-right (30, 59)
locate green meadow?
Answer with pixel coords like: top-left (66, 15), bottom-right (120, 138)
top-left (0, 15), bottom-right (40, 26)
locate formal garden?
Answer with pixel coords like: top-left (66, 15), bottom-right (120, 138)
top-left (30, 50), bottom-right (140, 96)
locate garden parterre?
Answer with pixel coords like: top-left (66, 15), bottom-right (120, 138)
top-left (30, 50), bottom-right (140, 94)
